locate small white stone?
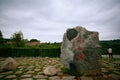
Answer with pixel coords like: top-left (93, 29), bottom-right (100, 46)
top-left (1, 57), bottom-right (17, 71)
top-left (43, 66), bottom-right (58, 76)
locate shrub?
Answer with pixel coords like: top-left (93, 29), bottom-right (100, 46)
top-left (0, 48), bottom-right (60, 57)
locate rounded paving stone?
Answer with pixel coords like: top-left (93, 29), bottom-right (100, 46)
top-left (21, 74), bottom-right (32, 78)
top-left (113, 71), bottom-right (120, 74)
top-left (37, 71), bottom-right (44, 75)
top-left (109, 74), bottom-right (120, 80)
top-left (101, 68), bottom-right (108, 73)
top-left (0, 71), bottom-right (13, 75)
top-left (49, 76), bottom-right (60, 80)
top-left (21, 78), bottom-right (33, 80)
top-left (16, 71), bottom-right (23, 74)
top-left (80, 76), bottom-right (93, 80)
top-left (6, 75), bottom-right (16, 79)
top-left (36, 79), bottom-right (48, 80)
top-left (18, 66), bottom-right (25, 70)
top-left (28, 66), bottom-right (34, 69)
top-left (26, 71), bottom-right (34, 74)
top-left (33, 75), bottom-right (48, 79)
top-left (34, 69), bottom-right (40, 72)
top-left (0, 75), bottom-right (4, 78)
top-left (62, 76), bottom-right (76, 80)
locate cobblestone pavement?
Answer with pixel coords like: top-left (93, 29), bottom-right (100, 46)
top-left (0, 57), bottom-right (120, 80)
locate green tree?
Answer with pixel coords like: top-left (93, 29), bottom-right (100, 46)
top-left (11, 31), bottom-right (25, 47)
top-left (0, 30), bottom-right (5, 46)
top-left (30, 39), bottom-right (39, 42)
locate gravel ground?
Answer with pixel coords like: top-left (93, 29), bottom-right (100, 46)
top-left (0, 57), bottom-right (120, 80)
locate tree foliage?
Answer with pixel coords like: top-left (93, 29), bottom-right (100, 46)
top-left (0, 30), bottom-right (5, 46)
top-left (39, 42), bottom-right (61, 49)
top-left (100, 39), bottom-right (120, 54)
top-left (30, 39), bottom-right (39, 42)
top-left (11, 31), bottom-right (25, 47)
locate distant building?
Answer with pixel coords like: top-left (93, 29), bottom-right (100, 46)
top-left (4, 38), bottom-right (13, 45)
top-left (26, 41), bottom-right (40, 47)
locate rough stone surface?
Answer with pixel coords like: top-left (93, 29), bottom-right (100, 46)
top-left (62, 76), bottom-right (76, 80)
top-left (33, 75), bottom-right (48, 79)
top-left (80, 76), bottom-right (93, 80)
top-left (61, 26), bottom-right (101, 75)
top-left (49, 76), bottom-right (60, 80)
top-left (108, 74), bottom-right (120, 80)
top-left (0, 57), bottom-right (17, 71)
top-left (21, 78), bottom-right (33, 80)
top-left (6, 75), bottom-right (16, 79)
top-left (21, 74), bottom-right (32, 78)
top-left (43, 66), bottom-right (58, 76)
top-left (0, 75), bottom-right (4, 78)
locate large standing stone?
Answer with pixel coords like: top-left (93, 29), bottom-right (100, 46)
top-left (61, 26), bottom-right (101, 75)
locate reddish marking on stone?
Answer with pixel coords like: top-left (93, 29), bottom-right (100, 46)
top-left (77, 53), bottom-right (83, 60)
top-left (76, 37), bottom-right (81, 43)
top-left (77, 46), bottom-right (81, 51)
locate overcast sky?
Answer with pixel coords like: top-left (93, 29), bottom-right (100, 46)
top-left (0, 0), bottom-right (120, 42)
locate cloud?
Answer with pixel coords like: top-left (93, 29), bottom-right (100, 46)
top-left (0, 0), bottom-right (120, 42)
